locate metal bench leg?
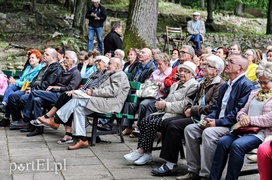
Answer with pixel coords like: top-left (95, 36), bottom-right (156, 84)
top-left (91, 116), bottom-right (98, 146)
top-left (117, 118), bottom-right (124, 143)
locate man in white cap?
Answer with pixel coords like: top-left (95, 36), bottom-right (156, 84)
top-left (85, 0), bottom-right (107, 54)
top-left (186, 12), bottom-right (206, 50)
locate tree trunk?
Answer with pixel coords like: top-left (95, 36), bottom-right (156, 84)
top-left (200, 0), bottom-right (205, 9)
top-left (32, 0), bottom-right (36, 12)
top-left (206, 0), bottom-right (213, 23)
top-left (72, 0), bottom-right (87, 36)
top-left (267, 0), bottom-right (272, 34)
top-left (234, 2), bottom-right (244, 16)
top-left (123, 0), bottom-right (158, 52)
top-left (64, 0), bottom-right (74, 13)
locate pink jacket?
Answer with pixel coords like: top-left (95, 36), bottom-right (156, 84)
top-left (237, 89), bottom-right (272, 137)
top-left (0, 72), bottom-right (8, 96)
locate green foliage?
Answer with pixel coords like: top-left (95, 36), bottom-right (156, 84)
top-left (123, 31), bottom-right (147, 54)
top-left (0, 41), bottom-right (9, 48)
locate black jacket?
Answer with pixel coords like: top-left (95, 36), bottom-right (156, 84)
top-left (103, 30), bottom-right (122, 54)
top-left (85, 4), bottom-right (107, 28)
top-left (129, 60), bottom-right (157, 83)
top-left (123, 61), bottom-right (141, 74)
top-left (31, 62), bottom-right (63, 90)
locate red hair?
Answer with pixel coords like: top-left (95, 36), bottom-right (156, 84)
top-left (27, 49), bottom-right (43, 62)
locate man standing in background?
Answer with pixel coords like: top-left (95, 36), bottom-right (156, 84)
top-left (103, 21), bottom-right (122, 56)
top-left (85, 0), bottom-right (107, 54)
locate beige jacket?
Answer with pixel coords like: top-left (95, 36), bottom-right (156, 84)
top-left (86, 70), bottom-right (130, 113)
top-left (155, 78), bottom-right (199, 120)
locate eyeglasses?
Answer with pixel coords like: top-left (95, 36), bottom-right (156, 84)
top-left (267, 56), bottom-right (272, 58)
top-left (178, 69), bottom-right (190, 74)
top-left (180, 51), bottom-right (191, 55)
top-left (258, 80), bottom-right (271, 85)
top-left (226, 59), bottom-right (242, 66)
top-left (203, 63), bottom-right (216, 69)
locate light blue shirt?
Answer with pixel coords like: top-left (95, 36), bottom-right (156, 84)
top-left (219, 73), bottom-right (245, 118)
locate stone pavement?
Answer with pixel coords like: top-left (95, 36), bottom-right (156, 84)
top-left (0, 124), bottom-right (260, 180)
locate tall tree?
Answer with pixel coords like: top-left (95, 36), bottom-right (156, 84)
top-left (268, 0), bottom-right (272, 34)
top-left (206, 0), bottom-right (213, 23)
top-left (32, 0), bottom-right (36, 12)
top-left (234, 2), bottom-right (244, 16)
top-left (123, 0), bottom-right (158, 51)
top-left (72, 0), bottom-right (87, 36)
top-left (200, 0), bottom-right (205, 9)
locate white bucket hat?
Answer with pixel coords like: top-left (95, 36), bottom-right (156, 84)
top-left (178, 61), bottom-right (197, 76)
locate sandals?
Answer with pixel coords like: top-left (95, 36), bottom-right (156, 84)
top-left (57, 132), bottom-right (74, 144)
top-left (30, 119), bottom-right (45, 127)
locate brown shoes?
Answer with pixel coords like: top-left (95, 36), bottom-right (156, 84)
top-left (67, 139), bottom-right (89, 150)
top-left (38, 116), bottom-right (60, 130)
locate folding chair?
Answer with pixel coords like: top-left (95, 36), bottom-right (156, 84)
top-left (165, 26), bottom-right (185, 55)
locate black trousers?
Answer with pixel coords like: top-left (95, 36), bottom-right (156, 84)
top-left (53, 93), bottom-right (72, 126)
top-left (160, 115), bottom-right (194, 163)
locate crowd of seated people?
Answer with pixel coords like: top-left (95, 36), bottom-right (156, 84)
top-left (0, 42), bottom-right (272, 180)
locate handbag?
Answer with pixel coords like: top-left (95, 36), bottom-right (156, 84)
top-left (136, 80), bottom-right (160, 98)
top-left (232, 126), bottom-right (264, 135)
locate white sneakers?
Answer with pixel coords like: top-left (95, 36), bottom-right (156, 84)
top-left (124, 150), bottom-right (152, 165)
top-left (134, 153), bottom-right (152, 165)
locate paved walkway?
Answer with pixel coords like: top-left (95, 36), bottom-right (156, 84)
top-left (0, 123), bottom-right (259, 180)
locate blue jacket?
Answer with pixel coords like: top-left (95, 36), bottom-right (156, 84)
top-left (129, 60), bottom-right (157, 83)
top-left (205, 75), bottom-right (256, 127)
top-left (15, 64), bottom-right (44, 88)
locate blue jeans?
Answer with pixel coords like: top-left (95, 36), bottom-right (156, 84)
top-left (8, 90), bottom-right (26, 120)
top-left (190, 34), bottom-right (202, 50)
top-left (23, 90), bottom-right (61, 120)
top-left (209, 133), bottom-right (262, 180)
top-left (3, 84), bottom-right (20, 104)
top-left (88, 26), bottom-right (103, 54)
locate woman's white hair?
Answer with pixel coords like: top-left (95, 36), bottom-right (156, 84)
top-left (256, 61), bottom-right (272, 80)
top-left (206, 54), bottom-right (225, 74)
top-left (114, 49), bottom-right (125, 60)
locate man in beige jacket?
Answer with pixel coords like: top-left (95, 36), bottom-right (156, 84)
top-left (39, 57), bottom-right (130, 150)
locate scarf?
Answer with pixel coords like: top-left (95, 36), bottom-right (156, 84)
top-left (81, 69), bottom-right (109, 91)
top-left (255, 89), bottom-right (272, 101)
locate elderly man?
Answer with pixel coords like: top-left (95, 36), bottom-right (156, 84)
top-left (85, 0), bottom-right (107, 54)
top-left (186, 12), bottom-right (206, 50)
top-left (10, 50), bottom-right (82, 137)
top-left (177, 54), bottom-right (256, 180)
top-left (103, 21), bottom-right (122, 56)
top-left (121, 48), bottom-right (157, 135)
top-left (39, 57), bottom-right (130, 150)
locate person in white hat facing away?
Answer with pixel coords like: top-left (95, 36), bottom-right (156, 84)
top-left (85, 0), bottom-right (107, 54)
top-left (186, 12), bottom-right (206, 50)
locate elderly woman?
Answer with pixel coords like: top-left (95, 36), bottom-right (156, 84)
top-left (34, 56), bottom-right (110, 143)
top-left (0, 49), bottom-right (43, 125)
top-left (244, 49), bottom-right (261, 83)
top-left (122, 53), bottom-right (172, 136)
top-left (124, 61), bottom-right (199, 165)
top-left (123, 49), bottom-right (141, 73)
top-left (80, 50), bottom-right (100, 78)
top-left (151, 55), bottom-right (225, 176)
top-left (114, 49), bottom-right (125, 67)
top-left (209, 61), bottom-right (272, 180)
top-left (170, 48), bottom-right (180, 68)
